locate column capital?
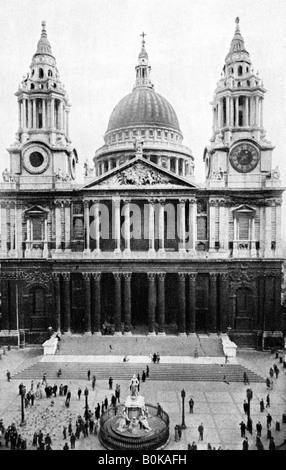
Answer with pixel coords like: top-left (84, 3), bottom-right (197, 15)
top-left (122, 198), bottom-right (131, 204)
top-left (123, 272), bottom-right (132, 281)
top-left (209, 198), bottom-right (218, 207)
top-left (92, 272), bottom-right (102, 281)
top-left (178, 198), bottom-right (187, 205)
top-left (82, 272), bottom-right (92, 280)
top-left (188, 272), bottom-right (197, 281)
top-left (158, 198), bottom-right (165, 205)
top-left (83, 200), bottom-right (91, 209)
top-left (52, 272), bottom-right (61, 281)
top-left (55, 200), bottom-right (63, 208)
top-left (113, 272), bottom-right (122, 280)
top-left (210, 272), bottom-right (219, 280)
top-left (148, 198), bottom-right (156, 205)
top-left (113, 198), bottom-right (121, 208)
top-left (62, 272), bottom-right (70, 281)
top-left (63, 200), bottom-right (72, 208)
top-left (157, 272), bottom-right (166, 281)
top-left (178, 272), bottom-right (187, 279)
top-left (189, 197), bottom-right (196, 204)
top-left (220, 272), bottom-right (229, 281)
top-left (147, 272), bottom-right (157, 281)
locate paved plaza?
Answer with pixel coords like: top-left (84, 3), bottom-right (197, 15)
top-left (0, 343), bottom-right (285, 451)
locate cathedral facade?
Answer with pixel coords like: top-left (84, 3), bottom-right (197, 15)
top-left (0, 19), bottom-right (284, 349)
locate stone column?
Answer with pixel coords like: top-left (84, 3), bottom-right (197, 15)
top-left (157, 272), bottom-right (166, 335)
top-left (147, 272), bottom-right (157, 335)
top-left (83, 272), bottom-right (91, 335)
top-left (42, 99), bottom-right (46, 128)
top-left (64, 201), bottom-right (71, 252)
top-left (220, 273), bottom-right (229, 333)
top-left (178, 273), bottom-right (187, 335)
top-left (148, 199), bottom-right (155, 253)
top-left (92, 273), bottom-right (101, 335)
top-left (188, 273), bottom-right (197, 333)
top-left (55, 201), bottom-right (62, 252)
top-left (265, 201), bottom-right (272, 257)
top-left (158, 199), bottom-right (165, 253)
top-left (28, 100), bottom-right (32, 129)
top-left (32, 99), bottom-right (36, 129)
top-left (260, 98), bottom-right (263, 128)
top-left (0, 202), bottom-right (7, 256)
top-left (84, 201), bottom-right (90, 254)
top-left (209, 199), bottom-right (216, 252)
top-left (178, 199), bottom-right (186, 252)
top-left (52, 273), bottom-right (61, 332)
top-left (62, 272), bottom-right (71, 333)
top-left (50, 98), bottom-right (55, 128)
top-left (226, 96), bottom-right (230, 126)
top-left (218, 200), bottom-right (226, 252)
top-left (255, 96), bottom-right (259, 126)
top-left (22, 98), bottom-right (27, 130)
top-left (18, 101), bottom-right (21, 130)
top-left (187, 198), bottom-right (196, 252)
top-left (123, 199), bottom-right (131, 253)
top-left (93, 201), bottom-right (101, 253)
top-left (10, 203), bottom-right (16, 252)
top-left (235, 97), bottom-right (239, 127)
top-left (209, 273), bottom-right (218, 332)
top-left (245, 96), bottom-right (249, 126)
top-left (16, 202), bottom-right (23, 257)
top-left (274, 273), bottom-right (281, 331)
top-left (275, 199), bottom-right (282, 256)
top-left (113, 273), bottom-right (122, 335)
top-left (259, 206), bottom-right (265, 256)
top-left (114, 199), bottom-right (121, 253)
top-left (123, 273), bottom-right (132, 335)
top-left (66, 108), bottom-right (70, 139)
top-left (175, 158), bottom-right (179, 174)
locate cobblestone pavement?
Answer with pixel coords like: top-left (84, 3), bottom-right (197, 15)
top-left (0, 347), bottom-right (285, 451)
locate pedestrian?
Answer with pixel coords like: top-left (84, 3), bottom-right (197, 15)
top-left (260, 398), bottom-right (265, 412)
top-left (104, 396), bottom-right (108, 410)
top-left (65, 389), bottom-right (71, 406)
top-left (174, 425), bottom-right (180, 442)
top-left (95, 403), bottom-right (100, 420)
top-left (115, 384), bottom-right (121, 403)
top-left (92, 375), bottom-right (96, 391)
top-left (198, 423), bottom-right (204, 441)
top-left (45, 433), bottom-right (52, 447)
top-left (269, 367), bottom-right (274, 379)
top-left (70, 433), bottom-right (76, 449)
top-left (68, 420), bottom-right (72, 436)
top-left (239, 421), bottom-right (246, 438)
top-left (42, 373), bottom-right (47, 385)
top-left (32, 431), bottom-right (38, 446)
top-left (52, 384), bottom-right (58, 397)
top-left (223, 374), bottom-right (230, 384)
top-left (108, 377), bottom-right (113, 390)
top-left (111, 394), bottom-right (116, 407)
top-left (256, 421), bottom-right (262, 437)
top-left (194, 347), bottom-right (198, 358)
top-left (256, 436), bottom-right (264, 450)
top-left (101, 401), bottom-right (105, 414)
top-left (87, 370), bottom-right (91, 381)
top-left (267, 413), bottom-right (272, 429)
top-left (269, 436), bottom-right (276, 451)
top-left (78, 388), bottom-right (82, 400)
top-left (63, 442), bottom-right (69, 450)
top-left (146, 365), bottom-right (149, 378)
top-left (189, 397), bottom-right (194, 413)
top-left (243, 372), bottom-right (249, 385)
top-left (89, 418), bottom-right (94, 434)
top-left (266, 394), bottom-right (270, 407)
top-left (63, 425), bottom-right (67, 440)
top-left (225, 354), bottom-right (228, 363)
top-left (152, 353), bottom-right (157, 363)
top-left (243, 400), bottom-right (248, 414)
top-left (247, 418), bottom-right (253, 434)
top-left (266, 377), bottom-right (271, 389)
top-left (6, 371), bottom-right (11, 382)
top-left (57, 368), bottom-right (62, 378)
top-left (274, 366), bottom-right (280, 379)
top-left (242, 437), bottom-right (249, 450)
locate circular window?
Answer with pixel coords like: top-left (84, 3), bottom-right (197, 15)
top-left (30, 152), bottom-right (44, 168)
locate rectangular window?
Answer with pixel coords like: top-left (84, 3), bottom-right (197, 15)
top-left (197, 216), bottom-right (207, 240)
top-left (238, 217), bottom-right (250, 240)
top-left (32, 218), bottom-right (42, 240)
top-left (157, 130), bottom-right (161, 138)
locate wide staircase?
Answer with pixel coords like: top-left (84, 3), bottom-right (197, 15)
top-left (11, 361), bottom-right (265, 383)
top-left (55, 333), bottom-right (225, 357)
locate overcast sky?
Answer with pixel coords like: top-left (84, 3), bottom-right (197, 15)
top-left (0, 0), bottom-right (285, 193)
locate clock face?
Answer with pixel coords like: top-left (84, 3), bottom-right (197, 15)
top-left (229, 143), bottom-right (260, 173)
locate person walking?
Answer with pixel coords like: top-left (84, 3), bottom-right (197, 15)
top-left (242, 437), bottom-right (249, 450)
top-left (260, 398), bottom-right (265, 412)
top-left (247, 417), bottom-right (253, 434)
top-left (198, 423), bottom-right (204, 441)
top-left (78, 388), bottom-right (82, 400)
top-left (267, 413), bottom-right (272, 429)
top-left (115, 384), bottom-right (121, 403)
top-left (239, 421), bottom-right (246, 438)
top-left (269, 436), bottom-right (276, 450)
top-left (142, 370), bottom-right (146, 382)
top-left (108, 377), bottom-right (113, 390)
top-left (63, 425), bottom-right (67, 440)
top-left (256, 421), bottom-right (262, 437)
top-left (87, 370), bottom-right (91, 381)
top-left (243, 400), bottom-right (248, 415)
top-left (70, 432), bottom-right (76, 449)
top-left (266, 394), bottom-right (270, 407)
top-left (243, 372), bottom-right (249, 385)
top-left (189, 397), bottom-right (194, 414)
top-left (146, 365), bottom-right (149, 378)
top-left (6, 370), bottom-right (11, 382)
top-left (92, 375), bottom-right (96, 391)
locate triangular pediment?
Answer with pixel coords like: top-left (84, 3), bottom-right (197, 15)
top-left (83, 157), bottom-right (198, 189)
top-left (24, 205), bottom-right (49, 215)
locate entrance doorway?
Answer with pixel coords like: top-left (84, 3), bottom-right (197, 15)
top-left (235, 287), bottom-right (254, 330)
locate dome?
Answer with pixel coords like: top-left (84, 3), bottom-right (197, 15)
top-left (106, 87), bottom-right (182, 136)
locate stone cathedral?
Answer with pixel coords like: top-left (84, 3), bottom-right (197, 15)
top-left (0, 19), bottom-right (284, 349)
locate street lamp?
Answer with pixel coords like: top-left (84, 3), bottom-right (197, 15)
top-left (181, 388), bottom-right (186, 429)
top-left (84, 387), bottom-right (89, 422)
top-left (20, 384), bottom-right (26, 426)
top-left (246, 388), bottom-right (253, 431)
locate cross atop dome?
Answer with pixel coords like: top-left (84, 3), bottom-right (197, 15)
top-left (140, 31), bottom-right (146, 47)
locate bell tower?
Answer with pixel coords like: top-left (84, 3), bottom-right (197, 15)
top-left (7, 21), bottom-right (78, 189)
top-left (204, 18), bottom-right (281, 190)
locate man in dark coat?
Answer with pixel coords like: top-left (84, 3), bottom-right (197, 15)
top-left (78, 388), bottom-right (82, 400)
top-left (239, 421), bottom-right (246, 437)
top-left (260, 399), bottom-right (265, 412)
top-left (256, 421), bottom-right (262, 437)
top-left (115, 385), bottom-right (121, 403)
top-left (242, 437), bottom-right (249, 450)
top-left (108, 377), bottom-right (113, 390)
top-left (189, 398), bottom-right (194, 413)
top-left (146, 365), bottom-right (149, 378)
top-left (269, 436), bottom-right (276, 450)
top-left (95, 403), bottom-right (100, 420)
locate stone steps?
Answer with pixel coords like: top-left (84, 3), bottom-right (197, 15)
top-left (12, 362), bottom-right (265, 383)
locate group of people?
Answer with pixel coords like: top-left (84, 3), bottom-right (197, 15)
top-left (151, 352), bottom-right (160, 363)
top-left (0, 420), bottom-right (27, 450)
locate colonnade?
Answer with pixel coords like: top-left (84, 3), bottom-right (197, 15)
top-left (52, 271), bottom-right (230, 335)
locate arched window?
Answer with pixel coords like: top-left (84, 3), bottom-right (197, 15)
top-left (39, 68), bottom-right (44, 79)
top-left (48, 69), bottom-right (53, 77)
top-left (237, 81), bottom-right (241, 87)
top-left (31, 83), bottom-right (35, 89)
top-left (238, 65), bottom-right (243, 76)
top-left (247, 80), bottom-right (251, 86)
top-left (222, 97), bottom-right (227, 126)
